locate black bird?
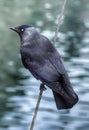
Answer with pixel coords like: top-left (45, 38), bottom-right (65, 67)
top-left (10, 25), bottom-right (78, 110)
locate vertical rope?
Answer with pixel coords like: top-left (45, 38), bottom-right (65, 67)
top-left (54, 0), bottom-right (67, 43)
top-left (30, 84), bottom-right (46, 130)
top-left (29, 0), bottom-right (67, 130)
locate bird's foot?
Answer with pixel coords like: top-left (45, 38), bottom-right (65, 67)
top-left (40, 83), bottom-right (46, 91)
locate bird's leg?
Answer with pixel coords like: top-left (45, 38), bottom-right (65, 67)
top-left (40, 83), bottom-right (46, 91)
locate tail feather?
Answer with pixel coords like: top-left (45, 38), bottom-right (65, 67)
top-left (52, 91), bottom-right (78, 110)
top-left (53, 91), bottom-right (68, 109)
top-left (47, 75), bottom-right (78, 110)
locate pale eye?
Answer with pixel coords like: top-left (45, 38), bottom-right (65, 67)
top-left (21, 29), bottom-right (24, 32)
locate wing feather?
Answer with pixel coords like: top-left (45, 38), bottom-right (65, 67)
top-left (21, 35), bottom-right (68, 83)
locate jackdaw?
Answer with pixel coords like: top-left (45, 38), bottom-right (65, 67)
top-left (10, 25), bottom-right (78, 110)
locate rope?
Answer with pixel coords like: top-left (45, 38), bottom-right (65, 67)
top-left (29, 1), bottom-right (67, 130)
top-left (54, 0), bottom-right (67, 43)
top-left (30, 84), bottom-right (46, 130)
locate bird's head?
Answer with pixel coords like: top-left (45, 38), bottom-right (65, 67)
top-left (10, 25), bottom-right (32, 35)
top-left (10, 24), bottom-right (39, 44)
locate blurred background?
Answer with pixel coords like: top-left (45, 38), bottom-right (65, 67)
top-left (0, 0), bottom-right (89, 130)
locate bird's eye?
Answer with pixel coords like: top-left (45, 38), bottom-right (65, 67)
top-left (21, 29), bottom-right (24, 32)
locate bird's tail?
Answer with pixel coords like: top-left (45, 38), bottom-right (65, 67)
top-left (48, 75), bottom-right (78, 110)
top-left (52, 90), bottom-right (78, 109)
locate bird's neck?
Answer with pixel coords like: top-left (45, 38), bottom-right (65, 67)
top-left (21, 29), bottom-right (39, 46)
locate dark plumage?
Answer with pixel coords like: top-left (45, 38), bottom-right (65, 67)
top-left (10, 25), bottom-right (78, 110)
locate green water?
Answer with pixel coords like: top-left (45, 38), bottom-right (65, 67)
top-left (0, 0), bottom-right (89, 130)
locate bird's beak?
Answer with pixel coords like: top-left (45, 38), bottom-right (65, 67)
top-left (10, 26), bottom-right (19, 32)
